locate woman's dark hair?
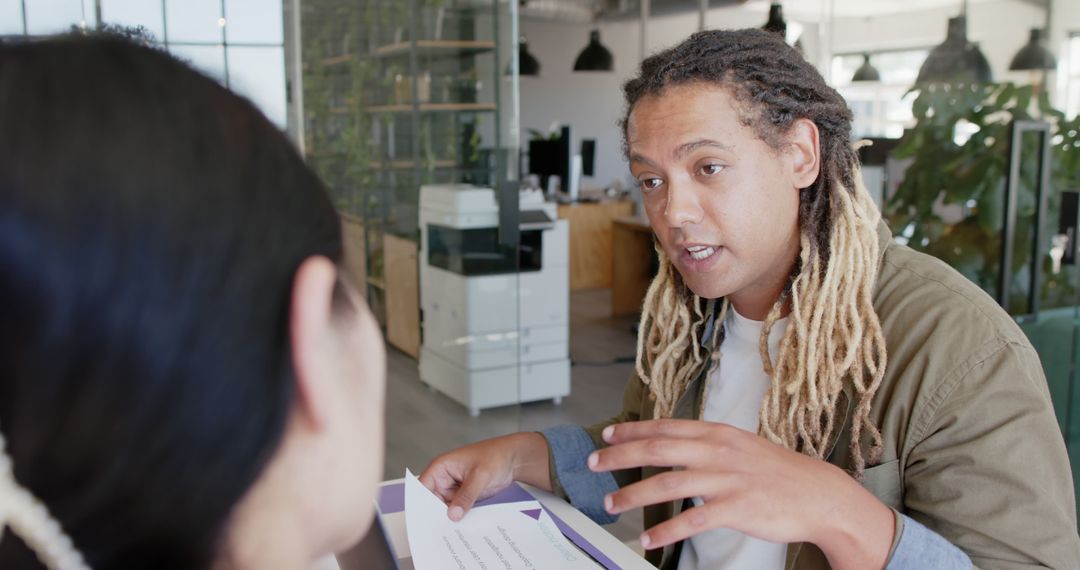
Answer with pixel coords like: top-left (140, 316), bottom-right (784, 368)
top-left (0, 35), bottom-right (342, 567)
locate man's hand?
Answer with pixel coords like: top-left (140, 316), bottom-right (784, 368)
top-left (589, 419), bottom-right (894, 570)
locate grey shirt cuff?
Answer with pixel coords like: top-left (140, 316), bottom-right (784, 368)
top-left (886, 513), bottom-right (972, 569)
top-left (539, 424), bottom-right (620, 525)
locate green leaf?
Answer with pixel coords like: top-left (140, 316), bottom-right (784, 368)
top-left (994, 83), bottom-right (1017, 108)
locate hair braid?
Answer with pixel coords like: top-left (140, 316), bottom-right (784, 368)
top-left (635, 247), bottom-right (716, 417)
top-left (0, 428), bottom-right (89, 570)
top-left (625, 29), bottom-right (888, 476)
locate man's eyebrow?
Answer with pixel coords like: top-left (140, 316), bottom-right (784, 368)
top-left (674, 139), bottom-right (733, 160)
top-left (629, 152), bottom-right (659, 168)
top-left (630, 139), bottom-right (734, 168)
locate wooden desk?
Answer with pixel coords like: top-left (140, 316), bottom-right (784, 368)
top-left (612, 216), bottom-right (656, 317)
top-left (556, 200), bottom-right (634, 290)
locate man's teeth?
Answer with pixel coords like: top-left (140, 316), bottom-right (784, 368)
top-left (686, 245), bottom-right (716, 260)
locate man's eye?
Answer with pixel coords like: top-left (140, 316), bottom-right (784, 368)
top-left (699, 164), bottom-right (724, 176)
top-left (638, 178), bottom-right (663, 192)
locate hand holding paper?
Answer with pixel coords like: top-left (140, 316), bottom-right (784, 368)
top-left (404, 470), bottom-right (600, 570)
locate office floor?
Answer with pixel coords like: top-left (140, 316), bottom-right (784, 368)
top-left (383, 288), bottom-right (646, 549)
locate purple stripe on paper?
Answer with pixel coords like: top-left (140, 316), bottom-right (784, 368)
top-left (378, 479), bottom-right (536, 515)
top-left (475, 482), bottom-right (536, 507)
top-left (542, 505), bottom-right (623, 570)
top-left (378, 483), bottom-right (405, 514)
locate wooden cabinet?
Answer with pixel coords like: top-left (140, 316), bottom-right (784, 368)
top-left (612, 216), bottom-right (656, 317)
top-left (557, 200), bottom-right (634, 290)
top-left (384, 234), bottom-right (421, 358)
top-left (340, 213), bottom-right (367, 301)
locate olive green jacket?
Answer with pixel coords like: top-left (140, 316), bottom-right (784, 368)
top-left (555, 223), bottom-right (1080, 569)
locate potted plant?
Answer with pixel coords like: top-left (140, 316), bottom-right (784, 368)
top-left (886, 82), bottom-right (1080, 311)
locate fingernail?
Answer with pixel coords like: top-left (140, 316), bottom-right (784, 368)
top-left (640, 533), bottom-right (651, 549)
top-left (602, 426), bottom-right (614, 442)
top-left (448, 506), bottom-right (464, 521)
top-left (604, 494), bottom-right (614, 513)
top-left (587, 452), bottom-right (598, 469)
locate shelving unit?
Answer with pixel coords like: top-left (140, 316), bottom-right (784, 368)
top-left (365, 102), bottom-right (498, 113)
top-left (375, 40), bottom-right (495, 58)
top-left (301, 0), bottom-right (518, 359)
top-left (331, 102), bottom-right (498, 114)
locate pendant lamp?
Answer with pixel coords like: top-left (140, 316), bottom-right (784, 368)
top-left (518, 36), bottom-right (540, 76)
top-left (505, 36), bottom-right (540, 77)
top-left (762, 2), bottom-right (787, 38)
top-left (852, 53), bottom-right (881, 82)
top-left (573, 29), bottom-right (613, 72)
top-left (1009, 28), bottom-right (1056, 71)
top-left (915, 16), bottom-right (992, 85)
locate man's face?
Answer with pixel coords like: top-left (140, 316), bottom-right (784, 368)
top-left (627, 83), bottom-right (810, 318)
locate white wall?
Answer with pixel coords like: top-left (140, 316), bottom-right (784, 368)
top-left (521, 7), bottom-right (767, 189)
top-left (1050, 0), bottom-right (1080, 52)
top-left (1050, 0), bottom-right (1080, 108)
top-left (519, 19), bottom-right (627, 191)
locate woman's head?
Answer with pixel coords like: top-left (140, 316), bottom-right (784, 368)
top-left (624, 29), bottom-right (887, 475)
top-left (0, 35), bottom-right (384, 568)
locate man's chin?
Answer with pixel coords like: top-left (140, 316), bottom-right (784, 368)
top-left (681, 278), bottom-right (730, 301)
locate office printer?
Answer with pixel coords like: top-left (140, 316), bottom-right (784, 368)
top-left (418, 184), bottom-right (570, 416)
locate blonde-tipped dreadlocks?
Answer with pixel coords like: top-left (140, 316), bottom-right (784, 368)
top-left (626, 29), bottom-right (888, 476)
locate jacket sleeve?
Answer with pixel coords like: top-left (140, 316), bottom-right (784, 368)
top-left (901, 339), bottom-right (1080, 569)
top-left (538, 371), bottom-right (649, 524)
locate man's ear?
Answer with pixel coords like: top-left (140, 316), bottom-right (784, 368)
top-left (289, 255), bottom-right (339, 431)
top-left (787, 118), bottom-right (821, 189)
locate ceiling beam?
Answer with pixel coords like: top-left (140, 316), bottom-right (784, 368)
top-left (1012, 0), bottom-right (1049, 10)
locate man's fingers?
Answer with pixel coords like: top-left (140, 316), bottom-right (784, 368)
top-left (446, 468), bottom-right (494, 521)
top-left (589, 438), bottom-right (720, 472)
top-left (602, 419), bottom-right (742, 445)
top-left (418, 465), bottom-right (441, 493)
top-left (418, 462), bottom-right (462, 503)
top-left (640, 501), bottom-right (735, 550)
top-left (604, 470), bottom-right (735, 515)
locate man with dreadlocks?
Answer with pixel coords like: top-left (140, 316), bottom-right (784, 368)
top-left (421, 28), bottom-right (1080, 569)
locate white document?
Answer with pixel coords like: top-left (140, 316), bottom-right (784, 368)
top-left (404, 470), bottom-right (600, 570)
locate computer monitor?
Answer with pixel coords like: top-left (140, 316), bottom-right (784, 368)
top-left (580, 138), bottom-right (595, 177)
top-left (527, 125), bottom-right (572, 195)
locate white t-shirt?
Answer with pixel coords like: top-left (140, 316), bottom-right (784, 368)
top-left (676, 307), bottom-right (788, 570)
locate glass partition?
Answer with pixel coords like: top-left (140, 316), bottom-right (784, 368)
top-left (297, 0), bottom-right (536, 484)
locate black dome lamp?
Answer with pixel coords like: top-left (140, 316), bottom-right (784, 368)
top-left (573, 29), bottom-right (614, 72)
top-left (505, 35), bottom-right (540, 77)
top-left (518, 36), bottom-right (540, 76)
top-left (852, 53), bottom-right (881, 82)
top-left (915, 15), bottom-right (993, 85)
top-left (762, 2), bottom-right (787, 39)
top-left (1009, 28), bottom-right (1056, 71)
